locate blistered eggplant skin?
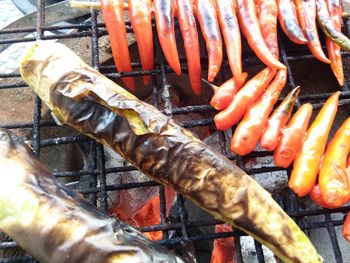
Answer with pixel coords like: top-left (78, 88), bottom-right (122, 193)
top-left (0, 129), bottom-right (184, 263)
top-left (20, 42), bottom-right (322, 263)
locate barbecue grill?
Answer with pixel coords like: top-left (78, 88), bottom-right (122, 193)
top-left (1, 1), bottom-right (350, 262)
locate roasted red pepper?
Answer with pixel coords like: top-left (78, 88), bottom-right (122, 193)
top-left (343, 212), bottom-right (350, 243)
top-left (276, 0), bottom-right (307, 44)
top-left (326, 0), bottom-right (344, 86)
top-left (207, 73), bottom-right (248, 110)
top-left (194, 0), bottom-right (223, 82)
top-left (260, 86), bottom-right (300, 152)
top-left (289, 92), bottom-right (340, 197)
top-left (100, 0), bottom-right (135, 90)
top-left (129, 0), bottom-right (154, 85)
top-left (214, 0), bottom-right (245, 85)
top-left (294, 0), bottom-right (330, 64)
top-left (230, 69), bottom-right (287, 156)
top-left (255, 0), bottom-right (279, 58)
top-left (154, 0), bottom-right (181, 75)
top-left (210, 224), bottom-right (235, 263)
top-left (236, 0), bottom-right (285, 70)
top-left (274, 103), bottom-right (313, 168)
top-left (176, 0), bottom-right (202, 95)
top-left (319, 117), bottom-right (350, 207)
top-left (214, 67), bottom-right (276, 131)
top-left (309, 184), bottom-right (339, 209)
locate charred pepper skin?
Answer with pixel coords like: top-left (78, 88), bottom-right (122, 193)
top-left (154, 0), bottom-right (181, 75)
top-left (276, 0), bottom-right (307, 45)
top-left (21, 42), bottom-right (323, 263)
top-left (129, 0), bottom-right (154, 86)
top-left (236, 0), bottom-right (286, 70)
top-left (294, 0), bottom-right (330, 64)
top-left (289, 92), bottom-right (340, 197)
top-left (0, 129), bottom-right (184, 263)
top-left (316, 0), bottom-right (350, 51)
top-left (326, 0), bottom-right (344, 86)
top-left (214, 0), bottom-right (245, 85)
top-left (194, 0), bottom-right (223, 82)
top-left (319, 118), bottom-right (350, 208)
top-left (176, 0), bottom-right (202, 95)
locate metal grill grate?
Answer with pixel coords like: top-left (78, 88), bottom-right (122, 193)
top-left (1, 1), bottom-right (350, 262)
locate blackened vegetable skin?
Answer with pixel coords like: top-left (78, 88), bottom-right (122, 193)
top-left (0, 129), bottom-right (184, 263)
top-left (20, 42), bottom-right (322, 263)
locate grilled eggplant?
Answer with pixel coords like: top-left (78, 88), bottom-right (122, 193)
top-left (0, 128), bottom-right (184, 263)
top-left (20, 42), bottom-right (322, 263)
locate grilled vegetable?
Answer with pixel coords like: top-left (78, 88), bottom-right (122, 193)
top-left (309, 184), bottom-right (338, 209)
top-left (289, 92), bottom-right (340, 197)
top-left (276, 0), bottom-right (307, 44)
top-left (274, 103), bottom-right (313, 168)
top-left (255, 0), bottom-right (279, 58)
top-left (236, 0), bottom-right (286, 69)
top-left (214, 67), bottom-right (276, 131)
top-left (154, 0), bottom-right (181, 75)
top-left (342, 212), bottom-right (350, 243)
top-left (176, 0), bottom-right (202, 95)
top-left (210, 224), bottom-right (234, 263)
top-left (194, 0), bottom-right (223, 82)
top-left (100, 0), bottom-right (135, 90)
top-left (316, 0), bottom-right (350, 52)
top-left (214, 0), bottom-right (245, 85)
top-left (129, 0), bottom-right (154, 85)
top-left (21, 42), bottom-right (322, 263)
top-left (207, 73), bottom-right (248, 110)
top-left (319, 117), bottom-right (350, 207)
top-left (230, 69), bottom-right (287, 156)
top-left (261, 86), bottom-right (300, 152)
top-left (326, 0), bottom-right (344, 86)
top-left (295, 0), bottom-right (330, 64)
top-left (0, 128), bottom-right (184, 263)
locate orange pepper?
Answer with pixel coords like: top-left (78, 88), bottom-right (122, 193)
top-left (210, 224), bottom-right (235, 263)
top-left (230, 69), bottom-right (286, 155)
top-left (309, 184), bottom-right (339, 209)
top-left (129, 0), bottom-right (154, 86)
top-left (319, 117), bottom-right (350, 207)
top-left (274, 103), bottom-right (313, 168)
top-left (289, 92), bottom-right (340, 197)
top-left (100, 0), bottom-right (135, 90)
top-left (260, 86), bottom-right (300, 151)
top-left (214, 68), bottom-right (276, 131)
top-left (294, 0), bottom-right (330, 64)
top-left (343, 212), bottom-right (350, 243)
top-left (176, 0), bottom-right (202, 95)
top-left (236, 0), bottom-right (286, 70)
top-left (154, 0), bottom-right (181, 75)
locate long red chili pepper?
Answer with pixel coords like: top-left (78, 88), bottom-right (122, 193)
top-left (276, 0), bottom-right (307, 44)
top-left (289, 92), bottom-right (340, 197)
top-left (343, 212), bottom-right (350, 243)
top-left (319, 117), bottom-right (350, 207)
top-left (230, 69), bottom-right (287, 156)
top-left (309, 184), bottom-right (339, 209)
top-left (274, 103), bottom-right (313, 168)
top-left (176, 0), bottom-right (202, 95)
top-left (326, 0), bottom-right (344, 86)
top-left (100, 0), bottom-right (135, 91)
top-left (255, 0), bottom-right (279, 58)
top-left (294, 0), bottom-right (330, 64)
top-left (214, 0), bottom-right (245, 85)
top-left (154, 0), bottom-right (181, 75)
top-left (214, 68), bottom-right (276, 131)
top-left (206, 73), bottom-right (248, 110)
top-left (194, 0), bottom-right (223, 82)
top-left (129, 0), bottom-right (154, 86)
top-left (210, 224), bottom-right (235, 263)
top-left (236, 0), bottom-right (286, 70)
top-left (260, 86), bottom-right (301, 152)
